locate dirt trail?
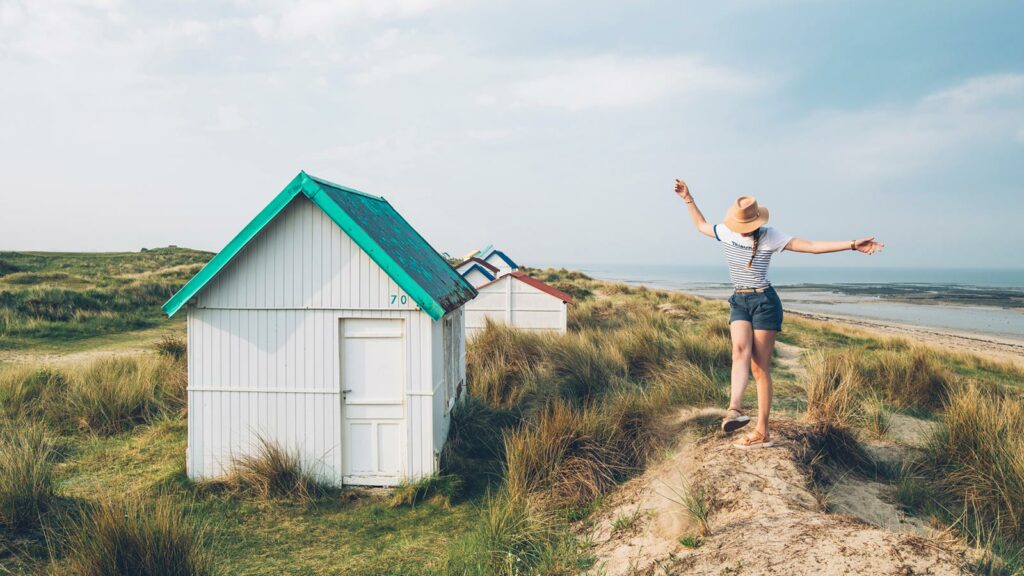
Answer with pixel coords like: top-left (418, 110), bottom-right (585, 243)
top-left (584, 411), bottom-right (968, 576)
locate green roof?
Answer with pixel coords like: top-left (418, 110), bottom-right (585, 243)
top-left (161, 172), bottom-right (476, 320)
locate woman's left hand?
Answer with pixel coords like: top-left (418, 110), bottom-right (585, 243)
top-left (854, 237), bottom-right (885, 254)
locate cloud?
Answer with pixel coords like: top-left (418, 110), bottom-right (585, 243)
top-left (781, 73), bottom-right (1024, 182)
top-left (350, 52), bottom-right (440, 86)
top-left (0, 0), bottom-right (126, 61)
top-left (505, 55), bottom-right (756, 112)
top-left (211, 104), bottom-right (248, 132)
top-left (250, 0), bottom-right (458, 42)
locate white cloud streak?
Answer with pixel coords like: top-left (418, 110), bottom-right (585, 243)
top-left (505, 55), bottom-right (756, 111)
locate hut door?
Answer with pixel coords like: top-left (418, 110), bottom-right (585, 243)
top-left (340, 318), bottom-right (405, 485)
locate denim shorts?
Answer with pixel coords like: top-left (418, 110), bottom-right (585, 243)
top-left (728, 286), bottom-right (784, 331)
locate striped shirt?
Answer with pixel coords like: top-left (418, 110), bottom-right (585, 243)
top-left (713, 223), bottom-right (793, 289)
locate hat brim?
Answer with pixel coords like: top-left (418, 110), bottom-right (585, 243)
top-left (724, 206), bottom-right (769, 234)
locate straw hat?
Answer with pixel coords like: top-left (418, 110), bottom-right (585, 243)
top-left (724, 196), bottom-right (769, 234)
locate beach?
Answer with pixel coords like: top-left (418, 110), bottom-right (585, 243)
top-left (569, 264), bottom-right (1024, 368)
top-left (785, 308), bottom-right (1024, 368)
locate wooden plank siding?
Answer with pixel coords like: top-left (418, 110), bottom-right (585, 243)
top-left (465, 276), bottom-right (567, 339)
top-left (186, 195), bottom-right (448, 486)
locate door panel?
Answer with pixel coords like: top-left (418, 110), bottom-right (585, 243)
top-left (341, 318), bottom-right (405, 485)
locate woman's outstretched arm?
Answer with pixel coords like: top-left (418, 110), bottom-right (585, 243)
top-left (785, 237), bottom-right (885, 255)
top-left (675, 179), bottom-right (716, 238)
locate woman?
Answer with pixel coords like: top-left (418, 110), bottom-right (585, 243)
top-left (674, 179), bottom-right (884, 449)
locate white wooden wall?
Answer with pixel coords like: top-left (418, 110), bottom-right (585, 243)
top-left (186, 195), bottom-right (452, 486)
top-left (431, 308), bottom-right (465, 459)
top-left (461, 267), bottom-right (493, 288)
top-left (483, 253), bottom-right (515, 275)
top-left (465, 276), bottom-right (567, 339)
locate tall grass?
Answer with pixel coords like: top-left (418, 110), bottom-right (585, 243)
top-left (0, 354), bottom-right (186, 435)
top-left (65, 356), bottom-right (186, 433)
top-left (388, 474), bottom-right (462, 508)
top-left (61, 495), bottom-right (216, 576)
top-left (445, 489), bottom-right (572, 576)
top-left (862, 346), bottom-right (955, 409)
top-left (804, 350), bottom-right (861, 426)
top-left (0, 422), bottom-right (55, 533)
top-left (923, 385), bottom-right (1024, 548)
top-left (0, 366), bottom-right (68, 421)
top-left (222, 436), bottom-right (328, 500)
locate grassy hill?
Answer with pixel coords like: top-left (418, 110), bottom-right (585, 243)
top-left (0, 248), bottom-right (212, 350)
top-left (1, 252), bottom-right (1023, 574)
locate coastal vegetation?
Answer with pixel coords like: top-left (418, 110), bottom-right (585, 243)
top-left (0, 253), bottom-right (1022, 574)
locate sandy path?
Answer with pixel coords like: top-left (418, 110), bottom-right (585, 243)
top-left (584, 412), bottom-right (969, 576)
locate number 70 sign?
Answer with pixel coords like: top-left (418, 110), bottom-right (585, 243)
top-left (390, 294), bottom-right (408, 306)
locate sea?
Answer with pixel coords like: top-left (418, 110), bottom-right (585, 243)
top-left (553, 265), bottom-right (1024, 343)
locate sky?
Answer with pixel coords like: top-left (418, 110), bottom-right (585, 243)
top-left (1, 0), bottom-right (1022, 269)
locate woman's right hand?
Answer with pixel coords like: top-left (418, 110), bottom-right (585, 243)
top-left (675, 179), bottom-right (693, 202)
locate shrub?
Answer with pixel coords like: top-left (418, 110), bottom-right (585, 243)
top-left (62, 496), bottom-right (216, 576)
top-left (223, 436), bottom-right (328, 500)
top-left (155, 334), bottom-right (187, 361)
top-left (550, 280), bottom-right (592, 301)
top-left (0, 423), bottom-right (55, 533)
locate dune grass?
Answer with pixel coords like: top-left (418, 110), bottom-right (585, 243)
top-left (0, 248), bottom-right (210, 349)
top-left (920, 385), bottom-right (1024, 552)
top-left (0, 422), bottom-right (55, 534)
top-left (218, 436), bottom-right (330, 501)
top-left (59, 495), bottom-right (216, 576)
top-left (0, 354), bottom-right (186, 435)
top-left (4, 255), bottom-right (1024, 574)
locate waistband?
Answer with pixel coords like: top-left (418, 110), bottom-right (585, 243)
top-left (733, 285), bottom-right (774, 294)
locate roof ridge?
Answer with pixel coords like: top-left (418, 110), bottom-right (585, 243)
top-left (305, 173), bottom-right (385, 202)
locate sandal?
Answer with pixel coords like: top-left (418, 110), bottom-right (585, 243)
top-left (733, 429), bottom-right (773, 449)
top-left (720, 408), bottom-right (751, 433)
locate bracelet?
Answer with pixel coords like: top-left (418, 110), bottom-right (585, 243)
top-left (850, 240), bottom-right (856, 251)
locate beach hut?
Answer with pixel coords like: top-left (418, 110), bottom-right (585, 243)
top-left (161, 171), bottom-right (476, 487)
top-left (478, 247), bottom-right (519, 275)
top-left (454, 257), bottom-right (499, 288)
top-left (465, 271), bottom-right (572, 339)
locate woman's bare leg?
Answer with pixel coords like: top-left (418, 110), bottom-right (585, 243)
top-left (728, 320), bottom-right (754, 411)
top-left (750, 329), bottom-right (778, 436)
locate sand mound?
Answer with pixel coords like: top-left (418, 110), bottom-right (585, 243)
top-left (584, 412), bottom-right (968, 576)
